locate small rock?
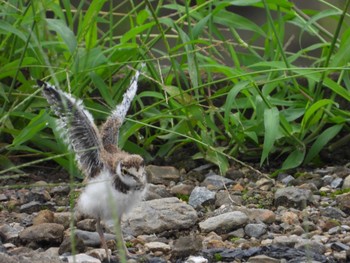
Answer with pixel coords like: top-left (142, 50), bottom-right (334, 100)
top-left (202, 232), bottom-right (226, 249)
top-left (247, 255), bottom-right (280, 263)
top-left (170, 184), bottom-right (194, 196)
top-left (145, 241), bottom-right (171, 253)
top-left (86, 248), bottom-right (110, 261)
top-left (320, 206), bottom-right (346, 219)
top-left (172, 235), bottom-right (203, 258)
top-left (19, 223), bottom-right (64, 245)
top-left (74, 229), bottom-right (115, 247)
top-left (0, 223), bottom-right (24, 243)
top-left (322, 175), bottom-right (334, 186)
top-left (328, 226), bottom-right (341, 235)
top-left (201, 173), bottom-right (234, 190)
top-left (242, 208), bottom-right (276, 224)
top-left (63, 253), bottom-right (101, 263)
top-left (185, 255), bottom-right (208, 263)
top-left (335, 193), bottom-right (350, 213)
top-left (331, 178), bottom-right (343, 189)
top-left (146, 165), bottom-right (180, 186)
top-left (280, 211), bottom-right (299, 225)
top-left (342, 174), bottom-right (350, 189)
top-left (331, 241), bottom-right (350, 251)
top-left (256, 178), bottom-right (274, 191)
top-left (281, 175), bottom-right (295, 185)
top-left (123, 197), bottom-right (197, 236)
top-left (215, 191), bottom-right (242, 207)
top-left (144, 184), bottom-right (172, 200)
top-left (274, 187), bottom-right (313, 209)
top-left (0, 194), bottom-right (8, 202)
top-left (188, 186), bottom-right (216, 209)
top-left (77, 218), bottom-right (96, 231)
top-left (199, 211), bottom-right (248, 233)
top-left (19, 201), bottom-right (43, 213)
top-left (295, 239), bottom-right (325, 255)
top-left (33, 209), bottom-right (55, 225)
top-left (59, 234), bottom-right (86, 255)
top-left (244, 223), bottom-right (267, 238)
top-left (54, 212), bottom-right (71, 229)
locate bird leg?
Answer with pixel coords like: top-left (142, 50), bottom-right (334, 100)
top-left (96, 218), bottom-right (110, 262)
top-left (114, 217), bottom-right (135, 259)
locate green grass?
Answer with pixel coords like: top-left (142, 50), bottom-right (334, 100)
top-left (1, 0), bottom-right (350, 177)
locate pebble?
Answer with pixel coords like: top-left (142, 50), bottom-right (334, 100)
top-left (274, 187), bottom-right (313, 209)
top-left (201, 173), bottom-right (234, 190)
top-left (199, 211), bottom-right (248, 233)
top-left (188, 186), bottom-right (216, 209)
top-left (123, 197), bottom-right (197, 236)
top-left (244, 223), bottom-right (267, 238)
top-left (19, 223), bottom-right (64, 245)
top-left (146, 165), bottom-right (180, 186)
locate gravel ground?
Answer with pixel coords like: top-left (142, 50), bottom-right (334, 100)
top-left (1, 163), bottom-right (350, 263)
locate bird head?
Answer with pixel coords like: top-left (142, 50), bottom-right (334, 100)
top-left (116, 154), bottom-right (147, 188)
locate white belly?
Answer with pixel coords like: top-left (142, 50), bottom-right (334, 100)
top-left (76, 171), bottom-right (145, 222)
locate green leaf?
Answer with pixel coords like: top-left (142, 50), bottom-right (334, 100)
top-left (137, 9), bottom-right (150, 25)
top-left (301, 99), bottom-right (334, 131)
top-left (120, 22), bottom-right (155, 43)
top-left (261, 107), bottom-right (280, 165)
top-left (79, 0), bottom-right (107, 48)
top-left (304, 124), bottom-right (343, 163)
top-left (90, 72), bottom-right (114, 107)
top-left (282, 148), bottom-right (305, 170)
top-left (12, 110), bottom-right (49, 147)
top-left (163, 85), bottom-right (192, 104)
top-left (46, 18), bottom-right (77, 53)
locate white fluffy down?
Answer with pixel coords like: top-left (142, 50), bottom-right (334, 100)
top-left (77, 170), bottom-right (145, 222)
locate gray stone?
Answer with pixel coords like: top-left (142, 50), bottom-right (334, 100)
top-left (295, 240), bottom-right (325, 255)
top-left (170, 184), bottom-right (194, 196)
top-left (188, 186), bottom-right (216, 209)
top-left (185, 256), bottom-right (208, 263)
top-left (201, 173), bottom-right (234, 189)
top-left (244, 223), bottom-right (267, 238)
top-left (272, 235), bottom-right (303, 247)
top-left (320, 206), bottom-right (346, 219)
top-left (342, 174), bottom-right (350, 189)
top-left (77, 218), bottom-right (96, 231)
top-left (146, 165), bottom-right (180, 186)
top-left (331, 178), bottom-right (343, 189)
top-left (0, 223), bottom-right (24, 242)
top-left (335, 192), bottom-right (350, 213)
top-left (274, 187), bottom-right (313, 209)
top-left (59, 234), bottom-right (86, 255)
top-left (247, 255), bottom-right (280, 263)
top-left (145, 241), bottom-right (171, 253)
top-left (74, 229), bottom-right (115, 247)
top-left (199, 211), bottom-right (248, 233)
top-left (281, 175), bottom-right (295, 185)
top-left (20, 201), bottom-right (55, 213)
top-left (172, 235), bottom-right (203, 259)
top-left (19, 223), bottom-right (64, 245)
top-left (144, 183), bottom-right (172, 200)
top-left (0, 250), bottom-right (63, 263)
top-left (0, 194), bottom-right (7, 201)
top-left (322, 175), bottom-right (334, 186)
top-left (123, 197), bottom-right (197, 236)
top-left (63, 253), bottom-right (101, 263)
top-left (215, 191), bottom-right (242, 207)
top-left (19, 201), bottom-right (43, 213)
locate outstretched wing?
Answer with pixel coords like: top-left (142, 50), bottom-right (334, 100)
top-left (37, 80), bottom-right (103, 177)
top-left (100, 69), bottom-right (141, 151)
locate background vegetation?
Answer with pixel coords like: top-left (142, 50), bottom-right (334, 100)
top-left (1, 0), bottom-right (350, 177)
